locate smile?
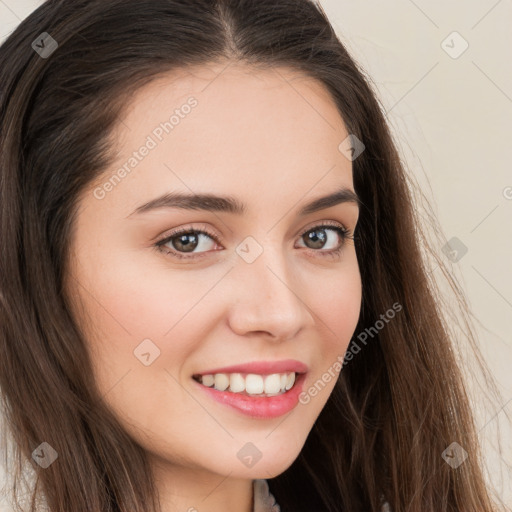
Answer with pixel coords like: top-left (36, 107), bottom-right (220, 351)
top-left (191, 371), bottom-right (307, 419)
top-left (192, 371), bottom-right (297, 396)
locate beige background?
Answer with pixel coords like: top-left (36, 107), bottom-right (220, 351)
top-left (1, 0), bottom-right (511, 508)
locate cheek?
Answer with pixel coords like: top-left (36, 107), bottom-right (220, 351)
top-left (304, 256), bottom-right (362, 350)
top-left (295, 263), bottom-right (361, 413)
top-left (324, 276), bottom-right (361, 342)
top-left (70, 257), bottom-right (206, 438)
top-left (74, 244), bottom-right (216, 338)
top-left (68, 248), bottom-right (207, 394)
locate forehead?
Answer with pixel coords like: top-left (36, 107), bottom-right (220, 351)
top-left (86, 61), bottom-right (355, 217)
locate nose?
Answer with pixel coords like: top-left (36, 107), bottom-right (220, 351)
top-left (226, 246), bottom-right (314, 342)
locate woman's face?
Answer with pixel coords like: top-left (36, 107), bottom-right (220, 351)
top-left (67, 62), bottom-right (361, 485)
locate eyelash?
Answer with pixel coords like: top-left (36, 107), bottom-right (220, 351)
top-left (154, 221), bottom-right (355, 261)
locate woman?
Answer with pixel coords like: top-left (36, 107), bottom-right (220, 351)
top-left (0, 1), bottom-right (508, 511)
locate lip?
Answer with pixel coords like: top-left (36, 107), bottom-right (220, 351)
top-left (192, 371), bottom-right (307, 419)
top-left (192, 359), bottom-right (309, 377)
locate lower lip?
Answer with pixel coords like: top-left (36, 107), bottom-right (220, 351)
top-left (192, 373), bottom-right (306, 419)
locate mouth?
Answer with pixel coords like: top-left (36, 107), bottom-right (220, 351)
top-left (191, 370), bottom-right (308, 419)
top-left (192, 371), bottom-right (303, 397)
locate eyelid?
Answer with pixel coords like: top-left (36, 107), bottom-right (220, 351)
top-left (155, 222), bottom-right (224, 245)
top-left (298, 219), bottom-right (349, 235)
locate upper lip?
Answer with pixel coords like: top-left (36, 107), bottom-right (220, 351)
top-left (193, 359), bottom-right (309, 376)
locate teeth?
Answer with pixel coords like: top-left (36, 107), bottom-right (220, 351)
top-left (195, 371), bottom-right (298, 396)
top-left (285, 372), bottom-right (295, 390)
top-left (202, 374), bottom-right (215, 387)
top-left (245, 374), bottom-right (264, 394)
top-left (214, 373), bottom-right (230, 391)
top-left (264, 373), bottom-right (281, 394)
top-left (229, 373), bottom-right (245, 393)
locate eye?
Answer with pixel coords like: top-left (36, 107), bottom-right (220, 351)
top-left (296, 222), bottom-right (354, 258)
top-left (154, 221), bottom-right (354, 260)
top-left (155, 224), bottom-right (221, 260)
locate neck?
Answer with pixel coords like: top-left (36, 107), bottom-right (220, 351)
top-left (151, 461), bottom-right (254, 512)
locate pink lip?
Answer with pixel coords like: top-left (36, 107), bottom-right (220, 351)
top-left (192, 372), bottom-right (307, 419)
top-left (193, 359), bottom-right (309, 376)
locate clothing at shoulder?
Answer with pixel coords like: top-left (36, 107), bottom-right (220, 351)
top-left (252, 479), bottom-right (392, 512)
top-left (253, 479), bottom-right (280, 512)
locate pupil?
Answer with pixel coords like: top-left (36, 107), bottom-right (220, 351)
top-left (175, 233), bottom-right (198, 252)
top-left (306, 229), bottom-right (326, 249)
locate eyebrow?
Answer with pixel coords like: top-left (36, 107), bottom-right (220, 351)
top-left (128, 186), bottom-right (361, 218)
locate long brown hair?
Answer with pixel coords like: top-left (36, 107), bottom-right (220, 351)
top-left (0, 1), bottom-right (508, 511)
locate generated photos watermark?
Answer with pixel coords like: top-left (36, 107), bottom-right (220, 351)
top-left (299, 301), bottom-right (403, 404)
top-left (93, 96), bottom-right (198, 200)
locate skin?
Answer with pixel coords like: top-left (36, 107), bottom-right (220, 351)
top-left (66, 61), bottom-right (362, 512)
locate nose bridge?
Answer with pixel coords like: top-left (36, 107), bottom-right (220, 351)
top-left (228, 235), bottom-right (312, 338)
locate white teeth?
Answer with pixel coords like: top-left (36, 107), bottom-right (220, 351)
top-left (264, 373), bottom-right (282, 394)
top-left (202, 374), bottom-right (215, 387)
top-left (195, 371), bottom-right (298, 396)
top-left (285, 372), bottom-right (295, 390)
top-left (229, 373), bottom-right (245, 393)
top-left (245, 374), bottom-right (264, 394)
top-left (214, 373), bottom-right (229, 391)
